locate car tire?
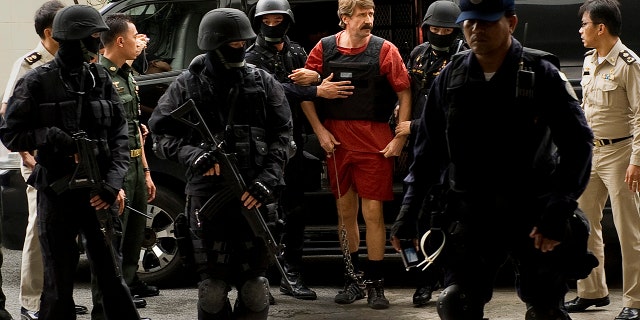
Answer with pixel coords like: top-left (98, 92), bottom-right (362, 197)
top-left (137, 185), bottom-right (195, 286)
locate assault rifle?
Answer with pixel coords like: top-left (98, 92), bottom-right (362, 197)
top-left (69, 130), bottom-right (121, 277)
top-left (170, 99), bottom-right (294, 293)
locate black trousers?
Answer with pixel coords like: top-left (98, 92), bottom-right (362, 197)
top-left (279, 145), bottom-right (306, 270)
top-left (440, 191), bottom-right (571, 319)
top-left (38, 188), bottom-right (139, 320)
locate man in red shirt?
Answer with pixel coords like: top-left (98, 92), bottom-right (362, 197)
top-left (300, 0), bottom-right (411, 310)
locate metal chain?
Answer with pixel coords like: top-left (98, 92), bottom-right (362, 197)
top-left (331, 153), bottom-right (364, 287)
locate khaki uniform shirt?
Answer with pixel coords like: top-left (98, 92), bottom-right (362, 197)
top-left (581, 39), bottom-right (640, 165)
top-left (2, 42), bottom-right (55, 104)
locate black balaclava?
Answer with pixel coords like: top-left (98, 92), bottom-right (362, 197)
top-left (210, 44), bottom-right (246, 70)
top-left (425, 28), bottom-right (459, 52)
top-left (260, 19), bottom-right (290, 44)
top-left (81, 36), bottom-right (102, 62)
top-left (57, 36), bottom-right (101, 68)
top-left (205, 48), bottom-right (245, 83)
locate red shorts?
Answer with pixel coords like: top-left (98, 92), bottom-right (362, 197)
top-left (326, 148), bottom-right (394, 201)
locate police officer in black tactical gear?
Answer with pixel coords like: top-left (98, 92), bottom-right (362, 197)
top-left (392, 0), bottom-right (466, 307)
top-left (148, 8), bottom-right (292, 320)
top-left (0, 5), bottom-right (143, 320)
top-left (390, 0), bottom-right (597, 319)
top-left (245, 0), bottom-right (353, 302)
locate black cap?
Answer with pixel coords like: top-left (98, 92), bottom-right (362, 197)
top-left (456, 0), bottom-right (515, 23)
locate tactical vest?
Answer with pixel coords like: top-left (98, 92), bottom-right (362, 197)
top-left (443, 47), bottom-right (561, 191)
top-left (246, 36), bottom-right (307, 84)
top-left (33, 61), bottom-right (115, 173)
top-left (185, 57), bottom-right (269, 173)
top-left (408, 41), bottom-right (463, 95)
top-left (316, 35), bottom-right (397, 122)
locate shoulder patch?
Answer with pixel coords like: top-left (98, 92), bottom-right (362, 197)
top-left (584, 49), bottom-right (596, 57)
top-left (24, 52), bottom-right (42, 65)
top-left (619, 50), bottom-right (636, 65)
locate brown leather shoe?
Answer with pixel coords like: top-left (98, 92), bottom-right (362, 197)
top-left (564, 296), bottom-right (610, 312)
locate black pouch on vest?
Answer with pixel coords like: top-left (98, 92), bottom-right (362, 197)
top-left (232, 125), bottom-right (251, 169)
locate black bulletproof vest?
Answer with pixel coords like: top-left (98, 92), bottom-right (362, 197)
top-left (185, 60), bottom-right (269, 173)
top-left (443, 47), bottom-right (560, 191)
top-left (34, 61), bottom-right (114, 173)
top-left (317, 35), bottom-right (397, 122)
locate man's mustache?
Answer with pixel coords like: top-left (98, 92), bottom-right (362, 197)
top-left (361, 24), bottom-right (373, 30)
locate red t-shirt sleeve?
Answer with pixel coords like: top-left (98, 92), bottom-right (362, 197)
top-left (305, 37), bottom-right (327, 74)
top-left (379, 41), bottom-right (411, 93)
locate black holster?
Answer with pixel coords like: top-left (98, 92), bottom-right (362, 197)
top-left (174, 212), bottom-right (195, 270)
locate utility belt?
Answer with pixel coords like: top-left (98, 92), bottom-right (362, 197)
top-left (130, 148), bottom-right (142, 158)
top-left (593, 135), bottom-right (632, 147)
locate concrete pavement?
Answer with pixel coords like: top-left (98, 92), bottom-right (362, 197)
top-left (0, 248), bottom-right (624, 319)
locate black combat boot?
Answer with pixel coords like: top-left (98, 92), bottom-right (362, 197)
top-left (413, 285), bottom-right (434, 306)
top-left (280, 270), bottom-right (317, 300)
top-left (365, 279), bottom-right (389, 310)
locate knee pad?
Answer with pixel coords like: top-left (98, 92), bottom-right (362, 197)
top-left (525, 306), bottom-right (569, 320)
top-left (437, 284), bottom-right (481, 320)
top-left (239, 276), bottom-right (270, 313)
top-left (198, 278), bottom-right (230, 314)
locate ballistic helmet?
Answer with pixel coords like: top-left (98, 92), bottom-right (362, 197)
top-left (198, 8), bottom-right (256, 51)
top-left (52, 5), bottom-right (109, 41)
top-left (422, 1), bottom-right (461, 29)
top-left (253, 0), bottom-right (295, 26)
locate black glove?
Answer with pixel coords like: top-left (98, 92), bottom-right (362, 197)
top-left (48, 127), bottom-right (76, 154)
top-left (247, 180), bottom-right (273, 205)
top-left (536, 200), bottom-right (575, 242)
top-left (92, 183), bottom-right (118, 206)
top-left (558, 208), bottom-right (599, 280)
top-left (390, 205), bottom-right (419, 240)
top-left (191, 151), bottom-right (217, 176)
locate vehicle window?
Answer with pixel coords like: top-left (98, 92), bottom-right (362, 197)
top-left (115, 1), bottom-right (217, 71)
top-left (107, 1), bottom-right (218, 123)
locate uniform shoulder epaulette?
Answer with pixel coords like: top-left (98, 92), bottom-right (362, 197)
top-left (584, 49), bottom-right (596, 57)
top-left (619, 50), bottom-right (636, 65)
top-left (24, 52), bottom-right (42, 65)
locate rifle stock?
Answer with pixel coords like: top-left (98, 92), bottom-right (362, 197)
top-left (170, 99), bottom-right (293, 292)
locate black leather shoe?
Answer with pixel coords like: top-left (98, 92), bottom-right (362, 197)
top-left (134, 297), bottom-right (147, 308)
top-left (280, 272), bottom-right (317, 300)
top-left (564, 296), bottom-right (610, 312)
top-left (412, 286), bottom-right (433, 306)
top-left (74, 304), bottom-right (88, 315)
top-left (130, 280), bottom-right (160, 298)
top-left (616, 307), bottom-right (640, 320)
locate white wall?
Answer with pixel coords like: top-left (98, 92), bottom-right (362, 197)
top-left (0, 0), bottom-right (106, 100)
top-left (0, 0), bottom-right (106, 160)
